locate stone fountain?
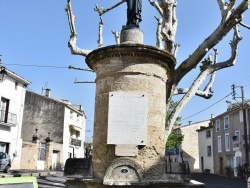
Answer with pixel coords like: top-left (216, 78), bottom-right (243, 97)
top-left (64, 1), bottom-right (203, 187)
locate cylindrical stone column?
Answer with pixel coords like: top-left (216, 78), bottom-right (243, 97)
top-left (86, 44), bottom-right (175, 181)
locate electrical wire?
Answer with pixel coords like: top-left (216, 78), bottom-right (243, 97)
top-left (2, 63), bottom-right (68, 69)
top-left (182, 93), bottom-right (232, 121)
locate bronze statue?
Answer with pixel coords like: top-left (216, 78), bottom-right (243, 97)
top-left (94, 0), bottom-right (142, 26)
top-left (126, 0), bottom-right (142, 26)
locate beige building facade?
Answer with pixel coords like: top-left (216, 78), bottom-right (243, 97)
top-left (21, 90), bottom-right (87, 170)
top-left (180, 120), bottom-right (210, 172)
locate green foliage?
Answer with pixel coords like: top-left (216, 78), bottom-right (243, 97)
top-left (235, 164), bottom-right (244, 178)
top-left (225, 166), bottom-right (234, 177)
top-left (166, 100), bottom-right (181, 123)
top-left (166, 131), bottom-right (184, 149)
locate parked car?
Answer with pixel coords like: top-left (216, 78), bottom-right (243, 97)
top-left (0, 152), bottom-right (11, 173)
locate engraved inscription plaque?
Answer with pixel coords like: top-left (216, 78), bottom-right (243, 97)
top-left (115, 145), bottom-right (138, 156)
top-left (107, 92), bottom-right (147, 145)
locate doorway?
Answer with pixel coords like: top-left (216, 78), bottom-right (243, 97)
top-left (219, 157), bottom-right (223, 175)
top-left (201, 157), bottom-right (204, 172)
top-left (52, 150), bottom-right (60, 170)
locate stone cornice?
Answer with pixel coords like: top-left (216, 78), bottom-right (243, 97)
top-left (85, 44), bottom-right (176, 71)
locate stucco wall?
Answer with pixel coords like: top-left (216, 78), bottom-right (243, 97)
top-left (198, 127), bottom-right (214, 173)
top-left (0, 74), bottom-right (28, 169)
top-left (22, 91), bottom-right (65, 143)
top-left (212, 108), bottom-right (247, 175)
top-left (180, 120), bottom-right (210, 172)
top-left (20, 141), bottom-right (38, 170)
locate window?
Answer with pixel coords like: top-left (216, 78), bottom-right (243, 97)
top-left (225, 133), bottom-right (230, 151)
top-left (224, 116), bottom-right (229, 129)
top-left (76, 114), bottom-right (80, 122)
top-left (216, 120), bottom-right (220, 132)
top-left (206, 130), bottom-right (211, 138)
top-left (0, 98), bottom-right (9, 123)
top-left (207, 146), bottom-right (212, 156)
top-left (15, 82), bottom-right (18, 90)
top-left (217, 136), bottom-right (222, 152)
top-left (70, 111), bottom-right (73, 119)
top-left (234, 131), bottom-right (240, 142)
top-left (233, 131), bottom-right (240, 149)
top-left (0, 152), bottom-right (6, 159)
top-left (239, 110), bottom-right (243, 122)
top-left (38, 143), bottom-right (46, 161)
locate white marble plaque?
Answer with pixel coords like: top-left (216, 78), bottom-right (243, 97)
top-left (107, 92), bottom-right (147, 145)
top-left (115, 145), bottom-right (138, 156)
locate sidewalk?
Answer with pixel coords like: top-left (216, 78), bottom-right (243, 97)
top-left (0, 169), bottom-right (57, 178)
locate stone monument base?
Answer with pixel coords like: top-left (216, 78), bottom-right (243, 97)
top-left (64, 159), bottom-right (204, 188)
top-left (120, 26), bottom-right (143, 44)
top-left (65, 178), bottom-right (204, 188)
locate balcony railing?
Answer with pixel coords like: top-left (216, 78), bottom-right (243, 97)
top-left (0, 110), bottom-right (17, 127)
top-left (70, 138), bottom-right (82, 147)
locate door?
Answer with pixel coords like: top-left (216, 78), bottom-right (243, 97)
top-left (201, 157), bottom-right (204, 172)
top-left (219, 157), bottom-right (223, 175)
top-left (52, 151), bottom-right (60, 170)
top-left (37, 143), bottom-right (45, 170)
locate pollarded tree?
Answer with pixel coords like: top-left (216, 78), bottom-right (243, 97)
top-left (65, 0), bottom-right (250, 142)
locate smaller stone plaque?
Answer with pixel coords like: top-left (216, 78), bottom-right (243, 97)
top-left (115, 145), bottom-right (138, 157)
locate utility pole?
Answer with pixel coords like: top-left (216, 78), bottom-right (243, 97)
top-left (232, 84), bottom-right (249, 168)
top-left (241, 86), bottom-right (249, 168)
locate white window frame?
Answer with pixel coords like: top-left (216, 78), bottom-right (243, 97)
top-left (216, 120), bottom-right (220, 132)
top-left (206, 130), bottom-right (211, 138)
top-left (225, 133), bottom-right (230, 151)
top-left (38, 143), bottom-right (46, 161)
top-left (239, 110), bottom-right (243, 123)
top-left (217, 136), bottom-right (222, 152)
top-left (207, 145), bottom-right (212, 156)
top-left (224, 116), bottom-right (229, 129)
top-left (235, 131), bottom-right (240, 142)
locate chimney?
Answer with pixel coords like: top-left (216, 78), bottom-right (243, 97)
top-left (188, 121), bottom-right (192, 125)
top-left (45, 88), bottom-right (51, 97)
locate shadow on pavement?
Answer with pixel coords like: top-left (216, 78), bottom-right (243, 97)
top-left (191, 173), bottom-right (246, 188)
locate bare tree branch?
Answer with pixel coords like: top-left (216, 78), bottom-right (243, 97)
top-left (211, 25), bottom-right (242, 71)
top-left (94, 1), bottom-right (125, 16)
top-left (155, 16), bottom-right (164, 49)
top-left (65, 0), bottom-right (92, 57)
top-left (173, 43), bottom-right (181, 58)
top-left (97, 17), bottom-right (104, 48)
top-left (174, 0), bottom-right (248, 85)
top-left (166, 25), bottom-right (242, 140)
top-left (148, 0), bottom-right (178, 54)
top-left (111, 30), bottom-right (120, 45)
top-left (203, 49), bottom-right (218, 95)
top-left (148, 0), bottom-right (163, 16)
top-left (240, 21), bottom-right (250, 29)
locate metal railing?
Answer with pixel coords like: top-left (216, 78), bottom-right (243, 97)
top-left (70, 138), bottom-right (82, 147)
top-left (0, 110), bottom-right (17, 127)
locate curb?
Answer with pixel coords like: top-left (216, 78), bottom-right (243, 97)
top-left (0, 171), bottom-right (57, 178)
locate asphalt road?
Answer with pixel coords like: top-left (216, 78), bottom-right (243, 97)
top-left (191, 173), bottom-right (246, 188)
top-left (37, 171), bottom-right (66, 188)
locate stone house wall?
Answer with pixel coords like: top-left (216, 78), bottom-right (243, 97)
top-left (20, 141), bottom-right (39, 169)
top-left (180, 120), bottom-right (210, 172)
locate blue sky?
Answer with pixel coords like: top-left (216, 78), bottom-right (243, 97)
top-left (0, 1), bottom-right (250, 141)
